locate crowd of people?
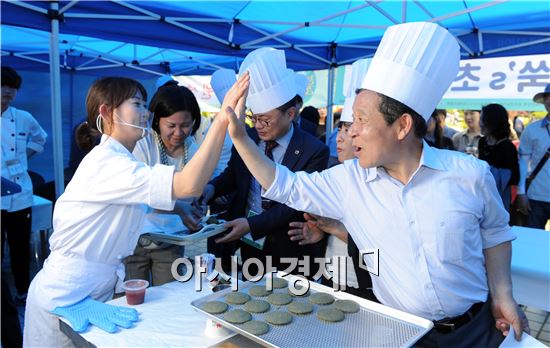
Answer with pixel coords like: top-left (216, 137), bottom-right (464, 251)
top-left (1, 20), bottom-right (549, 348)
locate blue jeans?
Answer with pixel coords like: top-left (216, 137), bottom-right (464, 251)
top-left (527, 199), bottom-right (550, 229)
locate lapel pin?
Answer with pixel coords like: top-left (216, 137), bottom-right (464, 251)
top-left (294, 150), bottom-right (300, 155)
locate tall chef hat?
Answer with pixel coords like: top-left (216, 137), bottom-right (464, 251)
top-left (295, 73), bottom-right (309, 101)
top-left (341, 58), bottom-right (371, 123)
top-left (238, 47), bottom-right (296, 114)
top-left (361, 22), bottom-right (460, 121)
top-left (211, 68), bottom-right (237, 104)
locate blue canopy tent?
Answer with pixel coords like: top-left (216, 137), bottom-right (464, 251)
top-left (2, 0), bottom-right (549, 196)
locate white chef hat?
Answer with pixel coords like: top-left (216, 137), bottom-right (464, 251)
top-left (295, 73), bottom-right (309, 101)
top-left (238, 47), bottom-right (297, 114)
top-left (155, 74), bottom-right (177, 90)
top-left (341, 58), bottom-right (372, 123)
top-left (211, 68), bottom-right (237, 104)
top-left (361, 22), bottom-right (460, 121)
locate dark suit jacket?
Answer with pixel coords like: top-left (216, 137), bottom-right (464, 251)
top-left (298, 118), bottom-right (319, 137)
top-left (210, 125), bottom-right (329, 278)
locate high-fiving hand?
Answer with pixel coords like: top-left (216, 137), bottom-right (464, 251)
top-left (219, 72), bottom-right (249, 128)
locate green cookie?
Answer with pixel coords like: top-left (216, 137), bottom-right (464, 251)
top-left (244, 300), bottom-right (270, 313)
top-left (265, 311), bottom-right (293, 325)
top-left (242, 320), bottom-right (270, 335)
top-left (224, 309), bottom-right (252, 324)
top-left (267, 293), bottom-right (292, 306)
top-left (317, 307), bottom-right (345, 323)
top-left (202, 301), bottom-right (228, 314)
top-left (334, 299), bottom-right (360, 313)
top-left (224, 292), bottom-right (251, 305)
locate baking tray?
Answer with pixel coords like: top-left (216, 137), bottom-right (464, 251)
top-left (192, 273), bottom-right (433, 348)
top-left (143, 220), bottom-right (228, 246)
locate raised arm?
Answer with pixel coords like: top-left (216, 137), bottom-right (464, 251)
top-left (172, 72), bottom-right (249, 198)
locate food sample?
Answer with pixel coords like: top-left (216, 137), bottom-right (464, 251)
top-left (309, 292), bottom-right (335, 305)
top-left (244, 300), bottom-right (271, 313)
top-left (267, 293), bottom-right (292, 306)
top-left (202, 301), bottom-right (229, 314)
top-left (270, 277), bottom-right (288, 289)
top-left (242, 320), bottom-right (270, 335)
top-left (206, 216), bottom-right (219, 224)
top-left (317, 307), bottom-right (345, 323)
top-left (224, 309), bottom-right (252, 324)
top-left (224, 292), bottom-right (251, 305)
top-left (334, 299), bottom-right (360, 313)
top-left (287, 301), bottom-right (313, 315)
top-left (265, 311), bottom-right (293, 326)
top-left (249, 285), bottom-right (272, 297)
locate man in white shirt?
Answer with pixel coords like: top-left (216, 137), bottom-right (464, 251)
top-left (224, 22), bottom-right (528, 346)
top-left (1, 66), bottom-right (47, 302)
top-left (515, 83), bottom-right (550, 229)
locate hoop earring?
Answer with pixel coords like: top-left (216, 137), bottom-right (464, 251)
top-left (96, 114), bottom-right (104, 134)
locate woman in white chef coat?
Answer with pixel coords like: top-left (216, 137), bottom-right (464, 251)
top-left (23, 74), bottom-right (249, 346)
top-left (126, 85), bottom-right (203, 286)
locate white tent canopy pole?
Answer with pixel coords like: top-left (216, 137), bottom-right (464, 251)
top-left (49, 1), bottom-right (65, 198)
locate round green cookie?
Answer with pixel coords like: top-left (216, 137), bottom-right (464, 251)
top-left (287, 286), bottom-right (310, 297)
top-left (287, 301), bottom-right (313, 315)
top-left (265, 311), bottom-right (293, 325)
top-left (224, 309), bottom-right (252, 324)
top-left (244, 300), bottom-right (270, 313)
top-left (334, 299), bottom-right (360, 313)
top-left (249, 285), bottom-right (272, 297)
top-left (267, 293), bottom-right (292, 306)
top-left (202, 301), bottom-right (228, 314)
top-left (309, 292), bottom-right (335, 305)
top-left (270, 277), bottom-right (288, 289)
top-left (317, 307), bottom-right (345, 323)
top-left (242, 320), bottom-right (270, 335)
top-left (224, 292), bottom-right (251, 305)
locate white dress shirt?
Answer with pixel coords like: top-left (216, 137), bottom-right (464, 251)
top-left (1, 106), bottom-right (47, 211)
top-left (31, 136), bottom-right (175, 310)
top-left (518, 117), bottom-right (550, 202)
top-left (264, 142), bottom-right (515, 320)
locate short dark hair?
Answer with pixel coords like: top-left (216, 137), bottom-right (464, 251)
top-left (1, 66), bottom-right (22, 89)
top-left (276, 96), bottom-right (297, 113)
top-left (481, 103), bottom-right (511, 140)
top-left (377, 93), bottom-right (427, 139)
top-left (300, 106), bottom-right (320, 124)
top-left (149, 85), bottom-right (201, 135)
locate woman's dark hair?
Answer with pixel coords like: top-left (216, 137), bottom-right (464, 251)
top-left (1, 66), bottom-right (22, 89)
top-left (300, 106), bottom-right (320, 124)
top-left (481, 103), bottom-right (511, 140)
top-left (377, 93), bottom-right (427, 139)
top-left (429, 109), bottom-right (446, 148)
top-left (78, 77), bottom-right (147, 150)
top-left (149, 85), bottom-right (201, 135)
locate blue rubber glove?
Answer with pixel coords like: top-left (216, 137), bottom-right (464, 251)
top-left (51, 297), bottom-right (139, 333)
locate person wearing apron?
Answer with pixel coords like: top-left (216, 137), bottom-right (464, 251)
top-left (23, 74), bottom-right (249, 347)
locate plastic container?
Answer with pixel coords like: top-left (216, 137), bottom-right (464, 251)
top-left (122, 279), bottom-right (149, 305)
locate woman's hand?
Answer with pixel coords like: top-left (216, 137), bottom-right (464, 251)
top-left (218, 72), bottom-right (249, 126)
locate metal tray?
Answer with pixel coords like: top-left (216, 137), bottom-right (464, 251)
top-left (143, 220), bottom-right (227, 246)
top-left (192, 273), bottom-right (433, 348)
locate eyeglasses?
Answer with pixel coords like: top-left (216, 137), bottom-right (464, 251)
top-left (246, 115), bottom-right (273, 128)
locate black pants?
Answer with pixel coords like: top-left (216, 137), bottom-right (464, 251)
top-left (1, 275), bottom-right (22, 347)
top-left (1, 207), bottom-right (32, 295)
top-left (414, 300), bottom-right (505, 348)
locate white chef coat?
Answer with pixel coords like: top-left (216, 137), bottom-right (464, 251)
top-left (30, 135), bottom-right (176, 311)
top-left (264, 141), bottom-right (515, 320)
top-left (1, 106), bottom-right (47, 211)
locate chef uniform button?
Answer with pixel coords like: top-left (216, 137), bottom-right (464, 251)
top-left (11, 148), bottom-right (14, 151)
top-left (11, 133), bottom-right (14, 137)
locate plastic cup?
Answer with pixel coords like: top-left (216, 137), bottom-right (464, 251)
top-left (122, 279), bottom-right (149, 305)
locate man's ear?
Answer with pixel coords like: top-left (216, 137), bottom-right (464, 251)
top-left (286, 106), bottom-right (297, 121)
top-left (396, 113), bottom-right (414, 141)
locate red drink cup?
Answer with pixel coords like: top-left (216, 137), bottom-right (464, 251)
top-left (122, 279), bottom-right (149, 305)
